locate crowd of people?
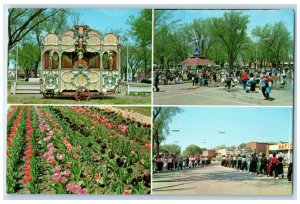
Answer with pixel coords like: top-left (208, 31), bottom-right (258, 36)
top-left (154, 66), bottom-right (293, 101)
top-left (220, 153), bottom-right (292, 182)
top-left (188, 67), bottom-right (293, 100)
top-left (153, 155), bottom-right (211, 173)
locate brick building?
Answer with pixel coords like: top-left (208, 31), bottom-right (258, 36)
top-left (202, 150), bottom-right (216, 158)
top-left (245, 142), bottom-right (269, 155)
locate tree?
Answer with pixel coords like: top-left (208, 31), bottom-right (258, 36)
top-left (69, 9), bottom-right (81, 26)
top-left (17, 42), bottom-right (40, 80)
top-left (183, 18), bottom-right (214, 58)
top-left (128, 9), bottom-right (152, 78)
top-left (210, 11), bottom-right (249, 70)
top-left (8, 8), bottom-right (69, 72)
top-left (154, 10), bottom-right (184, 71)
top-left (213, 145), bottom-right (227, 150)
top-left (183, 144), bottom-right (202, 157)
top-left (8, 8), bottom-right (66, 51)
top-left (207, 39), bottom-right (227, 67)
top-left (238, 39), bottom-right (257, 68)
top-left (152, 107), bottom-right (182, 156)
top-left (160, 144), bottom-right (181, 157)
top-left (252, 21), bottom-right (293, 67)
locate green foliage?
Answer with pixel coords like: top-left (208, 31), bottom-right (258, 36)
top-left (160, 144), bottom-right (181, 157)
top-left (154, 10), bottom-right (294, 70)
top-left (154, 10), bottom-right (187, 70)
top-left (8, 8), bottom-right (70, 73)
top-left (152, 107), bottom-right (182, 156)
top-left (210, 11), bottom-right (249, 70)
top-left (17, 42), bottom-right (40, 79)
top-left (8, 8), bottom-right (68, 50)
top-left (252, 21), bottom-right (293, 67)
top-left (128, 9), bottom-right (152, 77)
top-left (183, 144), bottom-right (203, 157)
top-left (128, 9), bottom-right (152, 46)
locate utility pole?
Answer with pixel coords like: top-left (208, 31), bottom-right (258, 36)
top-left (16, 42), bottom-right (19, 82)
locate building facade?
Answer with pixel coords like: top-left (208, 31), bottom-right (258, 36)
top-left (202, 150), bottom-right (216, 158)
top-left (245, 142), bottom-right (269, 155)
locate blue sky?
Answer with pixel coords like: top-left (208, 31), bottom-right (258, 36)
top-left (67, 8), bottom-right (141, 35)
top-left (163, 107), bottom-right (293, 152)
top-left (166, 9), bottom-right (294, 40)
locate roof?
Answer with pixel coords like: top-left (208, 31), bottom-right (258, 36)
top-left (178, 57), bottom-right (215, 66)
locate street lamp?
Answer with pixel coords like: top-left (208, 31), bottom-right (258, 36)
top-left (122, 36), bottom-right (129, 82)
top-left (15, 42), bottom-right (19, 82)
top-left (288, 108), bottom-right (292, 163)
top-left (127, 43), bottom-right (129, 82)
top-left (255, 45), bottom-right (258, 70)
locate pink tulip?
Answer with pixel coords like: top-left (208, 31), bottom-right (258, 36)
top-left (72, 185), bottom-right (82, 194)
top-left (47, 156), bottom-right (56, 164)
top-left (45, 125), bottom-right (50, 131)
top-left (43, 152), bottom-right (50, 159)
top-left (49, 147), bottom-right (57, 153)
top-left (47, 143), bottom-right (54, 148)
top-left (51, 173), bottom-right (62, 182)
top-left (52, 165), bottom-right (61, 173)
top-left (79, 188), bottom-right (88, 194)
top-left (43, 136), bottom-right (51, 142)
top-left (66, 183), bottom-right (73, 192)
top-left (56, 154), bottom-right (64, 161)
top-left (59, 176), bottom-right (67, 184)
top-left (47, 131), bottom-right (54, 137)
top-left (63, 169), bottom-right (71, 177)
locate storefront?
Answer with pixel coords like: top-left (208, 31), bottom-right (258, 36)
top-left (268, 143), bottom-right (293, 164)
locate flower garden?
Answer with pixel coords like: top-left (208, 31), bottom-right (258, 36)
top-left (6, 106), bottom-right (151, 195)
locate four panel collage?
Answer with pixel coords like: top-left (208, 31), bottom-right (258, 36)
top-left (5, 6), bottom-right (294, 197)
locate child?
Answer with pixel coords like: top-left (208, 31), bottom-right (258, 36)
top-left (226, 74), bottom-right (234, 92)
top-left (280, 76), bottom-right (286, 88)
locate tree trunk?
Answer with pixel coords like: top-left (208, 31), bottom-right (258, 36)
top-left (153, 131), bottom-right (160, 156)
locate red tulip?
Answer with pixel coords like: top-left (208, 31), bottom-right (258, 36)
top-left (21, 177), bottom-right (28, 184)
top-left (27, 175), bottom-right (32, 182)
top-left (7, 140), bottom-right (12, 147)
top-left (145, 143), bottom-right (151, 150)
top-left (123, 189), bottom-right (132, 195)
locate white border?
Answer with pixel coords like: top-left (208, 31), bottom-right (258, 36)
top-left (1, 0), bottom-right (299, 203)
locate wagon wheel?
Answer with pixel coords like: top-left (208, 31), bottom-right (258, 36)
top-left (43, 90), bottom-right (54, 98)
top-left (75, 87), bottom-right (90, 101)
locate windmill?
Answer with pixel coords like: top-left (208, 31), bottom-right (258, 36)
top-left (188, 31), bottom-right (205, 58)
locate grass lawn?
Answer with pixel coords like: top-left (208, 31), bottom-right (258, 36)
top-left (7, 93), bottom-right (151, 105)
top-left (118, 106), bottom-right (151, 116)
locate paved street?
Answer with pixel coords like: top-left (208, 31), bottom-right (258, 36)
top-left (152, 162), bottom-right (293, 195)
top-left (153, 82), bottom-right (293, 106)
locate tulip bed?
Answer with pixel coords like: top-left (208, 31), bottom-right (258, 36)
top-left (6, 106), bottom-right (151, 195)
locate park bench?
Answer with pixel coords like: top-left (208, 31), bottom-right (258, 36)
top-left (10, 78), bottom-right (41, 94)
top-left (126, 82), bottom-right (152, 95)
